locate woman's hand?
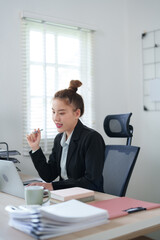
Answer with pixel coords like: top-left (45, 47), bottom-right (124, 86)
top-left (27, 182), bottom-right (53, 191)
top-left (26, 128), bottom-right (41, 151)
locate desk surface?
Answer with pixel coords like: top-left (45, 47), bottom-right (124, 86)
top-left (0, 191), bottom-right (160, 240)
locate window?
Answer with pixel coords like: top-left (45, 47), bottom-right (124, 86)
top-left (21, 17), bottom-right (94, 155)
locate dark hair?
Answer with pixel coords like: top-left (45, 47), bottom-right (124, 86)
top-left (53, 80), bottom-right (84, 116)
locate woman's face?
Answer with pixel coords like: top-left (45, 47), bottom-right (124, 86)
top-left (52, 98), bottom-right (80, 138)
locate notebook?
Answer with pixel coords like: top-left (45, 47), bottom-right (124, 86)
top-left (0, 160), bottom-right (42, 198)
top-left (50, 187), bottom-right (95, 203)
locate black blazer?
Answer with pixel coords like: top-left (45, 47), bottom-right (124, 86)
top-left (30, 120), bottom-right (105, 192)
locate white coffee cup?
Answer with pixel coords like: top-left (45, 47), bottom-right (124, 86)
top-left (25, 186), bottom-right (50, 205)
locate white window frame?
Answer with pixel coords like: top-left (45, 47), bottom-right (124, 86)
top-left (21, 15), bottom-right (95, 156)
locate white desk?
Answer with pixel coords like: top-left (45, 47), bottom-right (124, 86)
top-left (0, 191), bottom-right (160, 240)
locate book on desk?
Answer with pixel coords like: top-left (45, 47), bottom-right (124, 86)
top-left (50, 187), bottom-right (95, 203)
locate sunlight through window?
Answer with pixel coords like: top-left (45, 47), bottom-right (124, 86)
top-left (22, 17), bottom-right (94, 155)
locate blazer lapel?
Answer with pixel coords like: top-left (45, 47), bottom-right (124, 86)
top-left (66, 120), bottom-right (83, 167)
top-left (56, 134), bottom-right (63, 170)
top-left (66, 140), bottom-right (77, 166)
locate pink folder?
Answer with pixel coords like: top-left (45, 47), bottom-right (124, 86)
top-left (89, 197), bottom-right (160, 219)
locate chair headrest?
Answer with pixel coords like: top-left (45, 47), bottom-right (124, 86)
top-left (103, 113), bottom-right (133, 138)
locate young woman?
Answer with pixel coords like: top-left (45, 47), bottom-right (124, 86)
top-left (27, 80), bottom-right (105, 192)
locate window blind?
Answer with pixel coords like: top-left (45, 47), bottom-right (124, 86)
top-left (21, 17), bottom-right (95, 156)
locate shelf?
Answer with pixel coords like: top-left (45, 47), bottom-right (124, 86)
top-left (0, 150), bottom-right (21, 157)
top-left (0, 142), bottom-right (21, 164)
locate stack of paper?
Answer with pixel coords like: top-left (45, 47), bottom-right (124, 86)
top-left (6, 199), bottom-right (108, 239)
top-left (50, 187), bottom-right (95, 203)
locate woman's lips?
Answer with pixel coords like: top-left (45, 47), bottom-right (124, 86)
top-left (56, 123), bottom-right (63, 128)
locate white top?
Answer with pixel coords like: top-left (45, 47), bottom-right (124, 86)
top-left (60, 132), bottom-right (72, 180)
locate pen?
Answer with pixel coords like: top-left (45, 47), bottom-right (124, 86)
top-left (33, 129), bottom-right (43, 134)
top-left (124, 207), bottom-right (146, 213)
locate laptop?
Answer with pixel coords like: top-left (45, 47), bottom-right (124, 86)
top-left (0, 160), bottom-right (42, 198)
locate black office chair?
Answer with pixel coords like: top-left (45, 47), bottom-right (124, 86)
top-left (103, 113), bottom-right (140, 197)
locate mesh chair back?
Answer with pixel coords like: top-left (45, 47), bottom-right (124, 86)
top-left (103, 113), bottom-right (140, 196)
top-left (103, 145), bottom-right (140, 196)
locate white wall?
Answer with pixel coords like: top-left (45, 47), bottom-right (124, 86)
top-left (0, 0), bottom-right (127, 174)
top-left (124, 0), bottom-right (160, 202)
top-left (124, 1), bottom-right (160, 238)
top-left (0, 1), bottom-right (160, 238)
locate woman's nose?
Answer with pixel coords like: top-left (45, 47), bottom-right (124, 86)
top-left (53, 113), bottom-right (59, 121)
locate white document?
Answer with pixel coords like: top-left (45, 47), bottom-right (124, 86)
top-left (6, 200), bottom-right (108, 239)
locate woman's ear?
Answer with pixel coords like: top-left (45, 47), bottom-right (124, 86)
top-left (75, 109), bottom-right (81, 119)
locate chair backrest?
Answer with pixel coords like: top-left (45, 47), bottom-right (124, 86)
top-left (103, 113), bottom-right (140, 196)
top-left (103, 145), bottom-right (140, 196)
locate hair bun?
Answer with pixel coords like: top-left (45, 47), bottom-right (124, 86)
top-left (68, 80), bottom-right (82, 92)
